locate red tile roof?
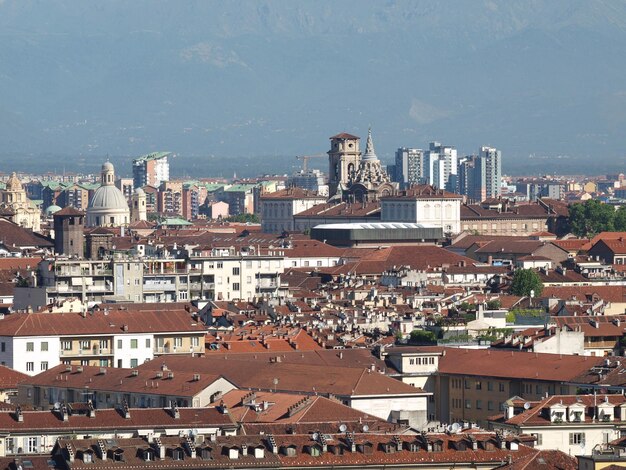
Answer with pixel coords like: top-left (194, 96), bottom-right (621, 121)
top-left (0, 308), bottom-right (204, 336)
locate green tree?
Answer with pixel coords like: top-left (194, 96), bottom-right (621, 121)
top-left (225, 213), bottom-right (260, 223)
top-left (409, 329), bottom-right (437, 345)
top-left (510, 269), bottom-right (544, 297)
top-left (615, 206), bottom-right (626, 231)
top-left (568, 199), bottom-right (616, 237)
top-left (486, 299), bottom-right (501, 310)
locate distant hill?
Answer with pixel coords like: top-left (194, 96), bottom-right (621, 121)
top-left (1, 0), bottom-right (626, 176)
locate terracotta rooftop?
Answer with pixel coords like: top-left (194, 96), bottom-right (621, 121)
top-left (0, 308), bottom-right (204, 337)
top-left (138, 356), bottom-right (422, 397)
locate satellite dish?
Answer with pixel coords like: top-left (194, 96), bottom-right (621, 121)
top-left (339, 424), bottom-right (347, 432)
top-left (312, 432), bottom-right (319, 441)
top-left (53, 402), bottom-right (61, 411)
top-left (523, 402), bottom-right (531, 410)
top-left (450, 423), bottom-right (462, 433)
top-left (362, 425), bottom-right (369, 432)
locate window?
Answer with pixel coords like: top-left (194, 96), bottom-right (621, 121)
top-left (232, 267), bottom-right (240, 275)
top-left (117, 339), bottom-right (122, 349)
top-left (174, 337), bottom-right (183, 347)
top-left (40, 361), bottom-right (48, 371)
top-left (569, 433), bottom-right (585, 445)
top-left (488, 401), bottom-right (494, 411)
top-left (99, 339), bottom-right (108, 349)
top-left (246, 276), bottom-right (252, 284)
top-left (27, 437), bottom-right (38, 453)
top-left (81, 360), bottom-right (88, 366)
top-left (0, 342), bottom-right (4, 352)
top-left (476, 381), bottom-right (482, 390)
top-left (476, 400), bottom-right (482, 410)
top-left (99, 359), bottom-right (108, 367)
top-left (317, 261), bottom-right (322, 267)
top-left (465, 399), bottom-right (471, 409)
top-left (80, 340), bottom-right (90, 350)
top-left (216, 262), bottom-right (223, 269)
top-left (487, 381), bottom-right (493, 392)
top-left (499, 383), bottom-right (505, 392)
top-left (533, 433), bottom-right (543, 446)
top-left (191, 337), bottom-right (199, 347)
top-left (145, 338), bottom-right (151, 348)
top-left (464, 380), bottom-right (470, 389)
top-left (39, 341), bottom-right (49, 352)
top-left (130, 358), bottom-right (138, 368)
top-left (26, 362), bottom-right (34, 372)
top-left (233, 283), bottom-right (240, 291)
top-left (26, 342), bottom-right (34, 352)
top-left (131, 339), bottom-right (138, 349)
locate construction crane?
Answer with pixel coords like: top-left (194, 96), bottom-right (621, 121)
top-left (295, 154), bottom-right (326, 173)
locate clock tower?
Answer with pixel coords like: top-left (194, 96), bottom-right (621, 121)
top-left (328, 132), bottom-right (361, 197)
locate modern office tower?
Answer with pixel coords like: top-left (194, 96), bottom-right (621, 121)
top-left (458, 156), bottom-right (487, 202)
top-left (424, 142), bottom-right (457, 189)
top-left (479, 146), bottom-right (502, 198)
top-left (132, 152), bottom-right (170, 189)
top-left (456, 146), bottom-right (502, 202)
top-left (394, 147), bottom-right (425, 187)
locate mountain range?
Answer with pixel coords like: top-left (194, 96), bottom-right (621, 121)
top-left (1, 0), bottom-right (626, 176)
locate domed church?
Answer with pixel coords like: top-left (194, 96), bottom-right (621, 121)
top-left (0, 172), bottom-right (41, 232)
top-left (86, 162), bottom-right (130, 227)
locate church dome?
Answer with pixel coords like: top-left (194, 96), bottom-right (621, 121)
top-left (45, 204), bottom-right (62, 216)
top-left (86, 161), bottom-right (130, 227)
top-left (88, 185), bottom-right (129, 212)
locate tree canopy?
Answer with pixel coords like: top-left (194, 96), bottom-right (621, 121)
top-left (568, 199), bottom-right (625, 237)
top-left (510, 269), bottom-right (544, 297)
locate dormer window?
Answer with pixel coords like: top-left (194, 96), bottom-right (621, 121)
top-left (572, 411), bottom-right (583, 422)
top-left (172, 448), bottom-right (185, 461)
top-left (554, 411), bottom-right (564, 423)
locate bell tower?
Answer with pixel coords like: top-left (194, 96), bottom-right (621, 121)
top-left (328, 132), bottom-right (361, 197)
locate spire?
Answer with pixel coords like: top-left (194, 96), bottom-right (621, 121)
top-left (361, 127), bottom-right (378, 161)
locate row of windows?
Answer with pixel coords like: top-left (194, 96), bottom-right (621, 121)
top-left (408, 357), bottom-right (435, 366)
top-left (26, 361), bottom-right (48, 372)
top-left (57, 337), bottom-right (198, 351)
top-left (26, 342), bottom-right (48, 352)
top-left (452, 398), bottom-right (496, 411)
top-left (451, 378), bottom-right (506, 392)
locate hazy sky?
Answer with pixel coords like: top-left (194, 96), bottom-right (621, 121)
top-left (1, 0), bottom-right (626, 175)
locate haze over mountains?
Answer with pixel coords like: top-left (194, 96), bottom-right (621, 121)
top-left (2, 0), bottom-right (626, 176)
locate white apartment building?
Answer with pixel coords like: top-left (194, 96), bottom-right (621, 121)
top-left (490, 395), bottom-right (626, 457)
top-left (0, 308), bottom-right (206, 375)
top-left (188, 247), bottom-right (285, 301)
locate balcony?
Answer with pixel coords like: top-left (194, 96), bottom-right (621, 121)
top-left (154, 346), bottom-right (203, 355)
top-left (143, 283), bottom-right (176, 291)
top-left (60, 347), bottom-right (112, 357)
